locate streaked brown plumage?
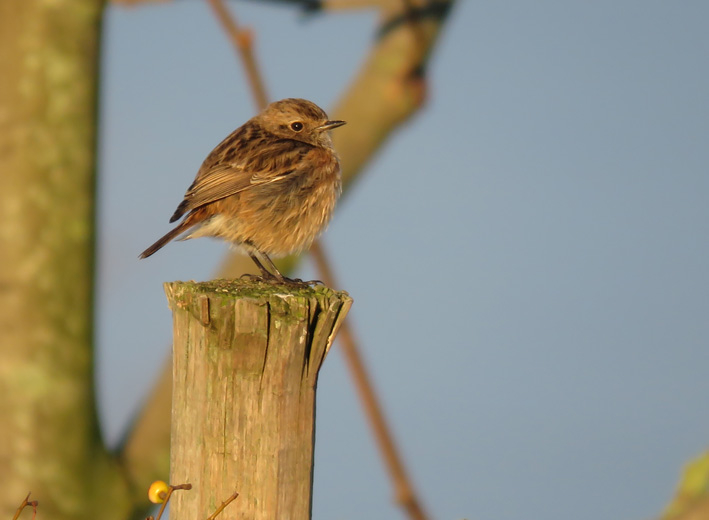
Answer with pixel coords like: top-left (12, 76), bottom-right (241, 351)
top-left (139, 98), bottom-right (346, 281)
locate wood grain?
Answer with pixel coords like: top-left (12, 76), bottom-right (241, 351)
top-left (165, 280), bottom-right (351, 520)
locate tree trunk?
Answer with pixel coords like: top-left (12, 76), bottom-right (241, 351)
top-left (0, 1), bottom-right (131, 518)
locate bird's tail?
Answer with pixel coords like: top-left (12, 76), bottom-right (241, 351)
top-left (139, 219), bottom-right (193, 259)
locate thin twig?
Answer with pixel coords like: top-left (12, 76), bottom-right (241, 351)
top-left (12, 493), bottom-right (38, 520)
top-left (205, 490), bottom-right (240, 520)
top-left (207, 4), bottom-right (431, 520)
top-left (153, 483), bottom-right (192, 520)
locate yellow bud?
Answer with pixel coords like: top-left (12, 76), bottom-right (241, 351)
top-left (148, 481), bottom-right (169, 504)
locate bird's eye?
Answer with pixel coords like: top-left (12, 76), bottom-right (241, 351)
top-left (290, 121), bottom-right (304, 132)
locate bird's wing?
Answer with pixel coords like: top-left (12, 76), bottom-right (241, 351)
top-left (169, 136), bottom-right (311, 223)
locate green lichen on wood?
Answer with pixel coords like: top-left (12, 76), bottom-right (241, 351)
top-left (165, 278), bottom-right (348, 300)
top-left (164, 279), bottom-right (352, 328)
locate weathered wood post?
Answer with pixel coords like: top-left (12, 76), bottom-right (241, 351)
top-left (164, 279), bottom-right (352, 520)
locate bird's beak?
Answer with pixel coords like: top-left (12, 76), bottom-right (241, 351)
top-left (317, 120), bottom-right (346, 131)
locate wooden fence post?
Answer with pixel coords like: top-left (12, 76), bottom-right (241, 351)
top-left (164, 279), bottom-right (352, 520)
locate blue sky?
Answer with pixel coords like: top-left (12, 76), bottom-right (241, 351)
top-left (99, 2), bottom-right (709, 519)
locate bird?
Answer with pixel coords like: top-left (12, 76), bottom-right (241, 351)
top-left (139, 98), bottom-right (346, 283)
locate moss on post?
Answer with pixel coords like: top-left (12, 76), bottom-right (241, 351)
top-left (164, 279), bottom-right (352, 520)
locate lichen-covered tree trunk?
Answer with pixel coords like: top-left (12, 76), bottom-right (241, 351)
top-left (0, 1), bottom-right (131, 518)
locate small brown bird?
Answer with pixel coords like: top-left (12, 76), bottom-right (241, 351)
top-left (139, 98), bottom-right (346, 281)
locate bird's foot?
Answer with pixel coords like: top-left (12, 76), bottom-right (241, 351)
top-left (239, 273), bottom-right (271, 283)
top-left (239, 273), bottom-right (322, 287)
top-left (280, 277), bottom-right (324, 287)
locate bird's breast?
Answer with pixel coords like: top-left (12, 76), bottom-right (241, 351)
top-left (208, 149), bottom-right (341, 256)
